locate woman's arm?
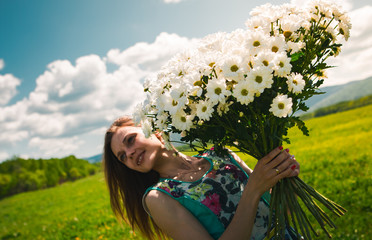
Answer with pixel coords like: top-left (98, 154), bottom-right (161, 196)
top-left (145, 190), bottom-right (214, 240)
top-left (145, 147), bottom-right (298, 240)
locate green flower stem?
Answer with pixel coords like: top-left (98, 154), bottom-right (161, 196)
top-left (287, 180), bottom-right (313, 239)
top-left (286, 180), bottom-right (312, 239)
top-left (285, 194), bottom-right (301, 239)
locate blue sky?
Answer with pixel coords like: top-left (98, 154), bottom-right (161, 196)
top-left (0, 0), bottom-right (371, 161)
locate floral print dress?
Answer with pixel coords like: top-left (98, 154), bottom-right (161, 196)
top-left (143, 149), bottom-right (296, 240)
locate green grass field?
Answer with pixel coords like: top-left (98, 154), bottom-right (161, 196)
top-left (1, 105), bottom-right (371, 240)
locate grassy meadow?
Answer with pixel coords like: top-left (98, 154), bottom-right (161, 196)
top-left (0, 105), bottom-right (371, 240)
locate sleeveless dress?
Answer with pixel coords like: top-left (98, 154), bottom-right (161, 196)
top-left (143, 149), bottom-right (298, 240)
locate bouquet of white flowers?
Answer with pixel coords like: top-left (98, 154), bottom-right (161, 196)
top-left (134, 1), bottom-right (350, 239)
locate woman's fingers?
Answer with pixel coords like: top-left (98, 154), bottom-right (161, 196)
top-left (260, 146), bottom-right (283, 165)
top-left (266, 148), bottom-right (291, 170)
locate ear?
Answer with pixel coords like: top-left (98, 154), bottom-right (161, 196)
top-left (154, 131), bottom-right (164, 144)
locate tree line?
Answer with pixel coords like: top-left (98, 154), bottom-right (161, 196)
top-left (0, 155), bottom-right (101, 199)
top-left (301, 94), bottom-right (372, 120)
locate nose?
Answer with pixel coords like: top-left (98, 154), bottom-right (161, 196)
top-left (126, 146), bottom-right (136, 159)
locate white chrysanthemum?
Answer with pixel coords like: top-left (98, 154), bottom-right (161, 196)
top-left (268, 36), bottom-right (287, 54)
top-left (245, 30), bottom-right (268, 55)
top-left (171, 110), bottom-right (194, 131)
top-left (155, 112), bottom-right (169, 131)
top-left (199, 32), bottom-right (227, 53)
top-left (141, 119), bottom-right (153, 138)
top-left (245, 16), bottom-right (271, 34)
top-left (253, 50), bottom-right (276, 69)
top-left (205, 78), bottom-right (231, 104)
top-left (161, 91), bottom-right (188, 115)
top-left (338, 13), bottom-right (352, 30)
top-left (220, 55), bottom-right (246, 82)
top-left (132, 103), bottom-right (146, 126)
top-left (338, 22), bottom-right (351, 41)
top-left (196, 100), bottom-right (215, 121)
top-left (287, 73), bottom-right (305, 94)
top-left (198, 52), bottom-right (223, 76)
top-left (233, 80), bottom-right (255, 105)
top-left (273, 53), bottom-right (292, 77)
top-left (190, 85), bottom-right (203, 97)
top-left (280, 14), bottom-right (303, 39)
top-left (324, 25), bottom-right (337, 43)
top-left (287, 41), bottom-right (305, 54)
top-left (217, 101), bottom-right (233, 116)
top-left (269, 94), bottom-right (293, 118)
top-left (247, 67), bottom-right (273, 94)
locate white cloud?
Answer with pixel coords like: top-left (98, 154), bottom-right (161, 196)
top-left (325, 5), bottom-right (372, 86)
top-left (290, 0), bottom-right (353, 11)
top-left (0, 152), bottom-right (9, 162)
top-left (0, 59), bottom-right (4, 71)
top-left (28, 136), bottom-right (85, 158)
top-left (163, 0), bottom-right (184, 4)
top-left (0, 32), bottom-right (196, 159)
top-left (0, 74), bottom-right (21, 105)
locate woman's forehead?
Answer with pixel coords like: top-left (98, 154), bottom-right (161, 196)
top-left (116, 126), bottom-right (140, 137)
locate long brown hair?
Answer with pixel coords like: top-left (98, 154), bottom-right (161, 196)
top-left (103, 116), bottom-right (167, 239)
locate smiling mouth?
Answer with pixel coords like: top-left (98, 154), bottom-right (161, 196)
top-left (137, 151), bottom-right (145, 166)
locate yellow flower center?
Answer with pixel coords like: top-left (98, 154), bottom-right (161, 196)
top-left (278, 103), bottom-right (285, 109)
top-left (255, 76), bottom-right (263, 83)
top-left (193, 80), bottom-right (202, 86)
top-left (215, 87), bottom-right (222, 95)
top-left (283, 31), bottom-right (292, 38)
top-left (181, 116), bottom-right (187, 122)
top-left (253, 40), bottom-right (261, 47)
top-left (293, 80), bottom-right (298, 85)
top-left (272, 46), bottom-right (279, 53)
top-left (172, 100), bottom-right (178, 106)
top-left (279, 61), bottom-right (284, 68)
top-left (209, 62), bottom-right (215, 67)
top-left (202, 106), bottom-right (207, 112)
top-left (241, 89), bottom-right (248, 96)
top-left (263, 60), bottom-right (269, 66)
top-left (230, 65), bottom-right (239, 72)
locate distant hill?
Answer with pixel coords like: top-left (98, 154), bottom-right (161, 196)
top-left (85, 154), bottom-right (102, 163)
top-left (306, 76), bottom-right (372, 112)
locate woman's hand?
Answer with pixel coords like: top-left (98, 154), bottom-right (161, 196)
top-left (248, 146), bottom-right (299, 197)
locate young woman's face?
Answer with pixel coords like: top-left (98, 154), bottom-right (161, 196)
top-left (111, 126), bottom-right (163, 173)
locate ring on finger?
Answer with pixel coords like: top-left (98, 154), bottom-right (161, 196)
top-left (275, 168), bottom-right (280, 175)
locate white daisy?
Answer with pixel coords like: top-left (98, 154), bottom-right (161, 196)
top-left (245, 30), bottom-right (268, 56)
top-left (132, 103), bottom-right (146, 126)
top-left (205, 78), bottom-right (231, 104)
top-left (141, 119), bottom-right (153, 138)
top-left (196, 100), bottom-right (215, 121)
top-left (155, 112), bottom-right (169, 131)
top-left (338, 22), bottom-right (350, 41)
top-left (171, 110), bottom-right (194, 131)
top-left (162, 91), bottom-right (187, 115)
top-left (247, 67), bottom-right (273, 94)
top-left (217, 101), bottom-right (233, 116)
top-left (273, 53), bottom-right (292, 77)
top-left (280, 14), bottom-right (303, 39)
top-left (233, 80), bottom-right (255, 105)
top-left (269, 94), bottom-right (293, 118)
top-left (253, 50), bottom-right (276, 69)
top-left (220, 55), bottom-right (246, 82)
top-left (287, 41), bottom-right (305, 54)
top-left (287, 73), bottom-right (305, 94)
top-left (245, 16), bottom-right (271, 34)
top-left (268, 36), bottom-right (287, 54)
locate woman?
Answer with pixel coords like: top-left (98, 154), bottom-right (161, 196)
top-left (103, 116), bottom-right (300, 240)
